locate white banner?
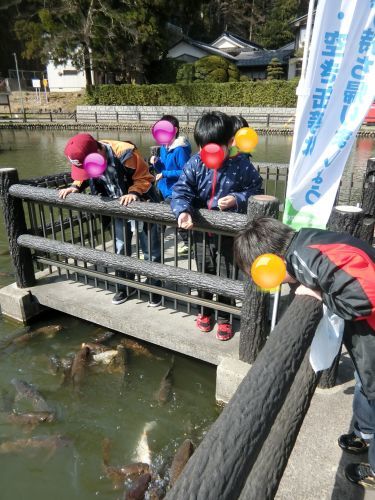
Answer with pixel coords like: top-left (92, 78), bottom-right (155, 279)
top-left (283, 0), bottom-right (375, 229)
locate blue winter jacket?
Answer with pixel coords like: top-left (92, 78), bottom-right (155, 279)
top-left (153, 136), bottom-right (192, 200)
top-left (171, 152), bottom-right (263, 218)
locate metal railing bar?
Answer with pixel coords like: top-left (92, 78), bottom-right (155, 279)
top-left (35, 256), bottom-right (241, 316)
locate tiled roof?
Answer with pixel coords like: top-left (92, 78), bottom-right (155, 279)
top-left (235, 49), bottom-right (294, 67)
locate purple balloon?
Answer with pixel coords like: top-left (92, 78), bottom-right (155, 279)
top-left (83, 153), bottom-right (106, 178)
top-left (152, 120), bottom-right (176, 145)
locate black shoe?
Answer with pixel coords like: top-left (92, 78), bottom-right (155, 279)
top-left (345, 462), bottom-right (375, 488)
top-left (338, 432), bottom-right (369, 454)
top-left (112, 289), bottom-right (136, 305)
top-left (148, 294), bottom-right (162, 308)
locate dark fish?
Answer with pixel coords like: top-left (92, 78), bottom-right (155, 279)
top-left (169, 439), bottom-right (195, 486)
top-left (71, 346), bottom-right (90, 390)
top-left (124, 473), bottom-right (152, 500)
top-left (120, 339), bottom-right (157, 359)
top-left (102, 438), bottom-right (149, 490)
top-left (11, 379), bottom-right (53, 413)
top-left (155, 365), bottom-right (173, 405)
top-left (13, 324), bottom-right (63, 344)
top-left (7, 411), bottom-right (55, 426)
top-left (82, 342), bottom-right (111, 354)
top-left (92, 330), bottom-right (117, 344)
top-left (112, 344), bottom-right (127, 373)
top-left (0, 327), bottom-right (31, 350)
top-left (0, 435), bottom-right (71, 454)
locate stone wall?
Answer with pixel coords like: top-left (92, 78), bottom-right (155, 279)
top-left (76, 105), bottom-right (296, 124)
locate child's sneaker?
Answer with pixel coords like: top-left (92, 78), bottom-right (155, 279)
top-left (216, 322), bottom-right (234, 341)
top-left (196, 314), bottom-right (213, 332)
top-left (178, 241), bottom-right (189, 255)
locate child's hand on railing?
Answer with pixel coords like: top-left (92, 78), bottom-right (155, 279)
top-left (58, 186), bottom-right (79, 199)
top-left (218, 195), bottom-right (236, 211)
top-left (119, 193), bottom-right (139, 206)
top-left (178, 212), bottom-right (193, 230)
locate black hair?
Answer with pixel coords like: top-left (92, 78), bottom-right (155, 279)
top-left (194, 111), bottom-right (234, 147)
top-left (231, 115), bottom-right (249, 134)
top-left (161, 114), bottom-right (180, 138)
top-left (234, 217), bottom-right (295, 272)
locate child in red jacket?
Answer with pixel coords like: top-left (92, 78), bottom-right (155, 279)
top-left (234, 217), bottom-right (375, 489)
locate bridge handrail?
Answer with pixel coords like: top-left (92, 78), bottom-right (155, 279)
top-left (166, 295), bottom-right (322, 499)
top-left (9, 184), bottom-right (248, 235)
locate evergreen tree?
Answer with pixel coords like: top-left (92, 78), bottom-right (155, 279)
top-left (13, 0), bottom-right (172, 86)
top-left (266, 57), bottom-right (284, 79)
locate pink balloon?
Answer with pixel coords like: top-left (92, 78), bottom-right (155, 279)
top-left (152, 120), bottom-right (176, 145)
top-left (83, 153), bottom-right (106, 178)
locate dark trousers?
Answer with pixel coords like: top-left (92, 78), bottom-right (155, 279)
top-left (194, 232), bottom-right (235, 322)
top-left (114, 219), bottom-right (161, 292)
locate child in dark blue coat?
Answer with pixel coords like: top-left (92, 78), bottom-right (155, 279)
top-left (171, 111), bottom-right (263, 340)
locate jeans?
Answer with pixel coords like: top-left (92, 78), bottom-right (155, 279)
top-left (353, 379), bottom-right (375, 472)
top-left (114, 218), bottom-right (161, 292)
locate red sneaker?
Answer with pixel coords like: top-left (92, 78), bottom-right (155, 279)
top-left (196, 314), bottom-right (213, 332)
top-left (216, 323), bottom-right (234, 341)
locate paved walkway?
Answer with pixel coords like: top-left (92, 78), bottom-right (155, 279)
top-left (277, 350), bottom-right (375, 500)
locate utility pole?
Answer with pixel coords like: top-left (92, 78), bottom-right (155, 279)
top-left (13, 52), bottom-right (24, 115)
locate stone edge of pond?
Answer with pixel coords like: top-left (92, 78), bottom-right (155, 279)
top-left (0, 122), bottom-right (374, 137)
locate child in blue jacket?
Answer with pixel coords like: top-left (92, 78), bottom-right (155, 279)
top-left (150, 115), bottom-right (192, 254)
top-left (171, 111), bottom-right (263, 340)
top-left (150, 115), bottom-right (192, 201)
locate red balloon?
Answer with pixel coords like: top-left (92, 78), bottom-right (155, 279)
top-left (200, 143), bottom-right (225, 170)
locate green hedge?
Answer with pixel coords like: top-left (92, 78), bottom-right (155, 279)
top-left (86, 80), bottom-right (298, 107)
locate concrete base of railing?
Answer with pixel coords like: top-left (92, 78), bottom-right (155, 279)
top-left (0, 282), bottom-right (44, 323)
top-left (216, 357), bottom-right (251, 404)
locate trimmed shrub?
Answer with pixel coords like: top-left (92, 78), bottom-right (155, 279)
top-left (178, 55), bottom-right (241, 83)
top-left (87, 80), bottom-right (298, 107)
top-left (176, 63), bottom-right (195, 84)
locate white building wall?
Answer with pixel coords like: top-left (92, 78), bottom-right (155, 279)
top-left (167, 42), bottom-right (207, 61)
top-left (46, 60), bottom-right (86, 92)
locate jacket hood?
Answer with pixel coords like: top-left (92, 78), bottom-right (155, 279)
top-left (168, 136), bottom-right (190, 151)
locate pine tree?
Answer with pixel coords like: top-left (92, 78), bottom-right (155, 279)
top-left (266, 57), bottom-right (284, 79)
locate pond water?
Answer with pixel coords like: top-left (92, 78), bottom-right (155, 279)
top-left (0, 129), bottom-right (373, 499)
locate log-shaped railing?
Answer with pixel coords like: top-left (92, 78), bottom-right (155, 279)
top-left (166, 296), bottom-right (323, 499)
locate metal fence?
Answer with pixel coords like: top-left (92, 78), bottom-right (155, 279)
top-left (0, 109), bottom-right (295, 127)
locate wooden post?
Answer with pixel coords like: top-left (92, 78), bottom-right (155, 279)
top-left (359, 217), bottom-right (375, 244)
top-left (361, 158), bottom-right (375, 244)
top-left (327, 205), bottom-right (364, 237)
top-left (49, 111), bottom-right (53, 122)
top-left (266, 113), bottom-right (270, 127)
top-left (362, 158), bottom-right (375, 217)
top-left (0, 168), bottom-right (35, 287)
top-left (239, 195), bottom-right (279, 363)
top-left (319, 204), bottom-right (364, 389)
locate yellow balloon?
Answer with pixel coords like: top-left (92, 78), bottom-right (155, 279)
top-left (250, 253), bottom-right (286, 291)
top-left (234, 127), bottom-right (258, 153)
